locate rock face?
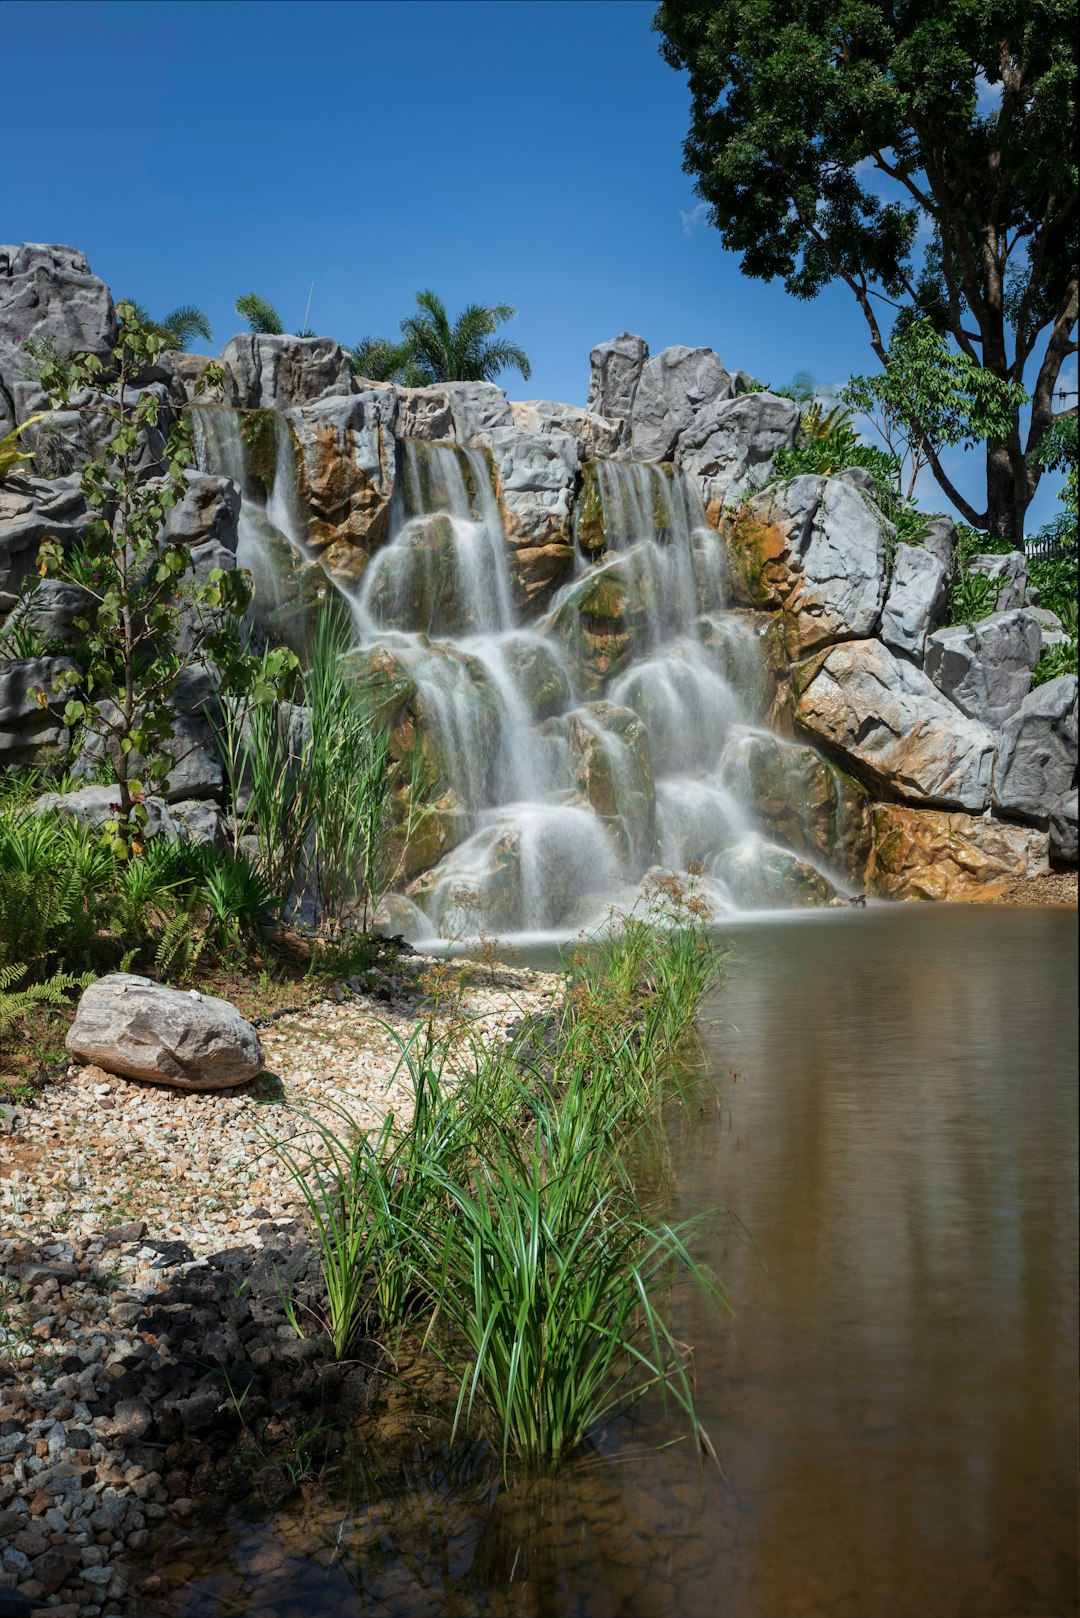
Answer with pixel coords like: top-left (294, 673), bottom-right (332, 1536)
top-left (220, 334), bottom-right (354, 411)
top-left (491, 427), bottom-right (578, 607)
top-left (0, 473), bottom-right (87, 601)
top-left (74, 665), bottom-right (224, 802)
top-left (794, 638), bottom-right (997, 811)
top-left (1050, 789), bottom-right (1078, 863)
top-left (925, 609), bottom-right (1042, 728)
top-left (728, 476), bottom-right (888, 657)
top-left (720, 728), bottom-right (872, 884)
top-left (965, 551), bottom-right (1029, 612)
top-left (585, 333), bottom-right (649, 421)
top-left (287, 388), bottom-right (398, 565)
top-left (162, 470), bottom-right (240, 552)
top-left (677, 392), bottom-right (800, 509)
top-left (0, 244), bottom-right (116, 431)
top-left (867, 804), bottom-right (1050, 901)
top-left (66, 974), bottom-right (263, 1089)
top-left (630, 345), bottom-right (732, 461)
top-left (510, 400), bottom-right (627, 462)
top-left (992, 675), bottom-right (1079, 823)
top-left (919, 515), bottom-right (957, 570)
top-left (0, 655), bottom-right (75, 760)
top-left (879, 543), bottom-right (949, 661)
top-left (32, 784), bottom-right (184, 841)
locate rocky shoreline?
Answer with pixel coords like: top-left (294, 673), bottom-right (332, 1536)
top-left (0, 952), bottom-right (559, 1618)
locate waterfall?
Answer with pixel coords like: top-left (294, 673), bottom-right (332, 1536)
top-left (197, 415), bottom-right (855, 941)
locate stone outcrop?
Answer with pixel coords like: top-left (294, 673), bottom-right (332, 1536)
top-left (0, 474), bottom-right (87, 602)
top-left (1050, 789), bottom-right (1078, 863)
top-left (32, 783), bottom-right (184, 841)
top-left (992, 675), bottom-right (1078, 823)
top-left (220, 333), bottom-right (354, 411)
top-left (965, 550), bottom-right (1029, 611)
top-left (867, 804), bottom-right (1049, 901)
top-left (879, 543), bottom-right (949, 662)
top-left (727, 476), bottom-right (889, 657)
top-left (0, 655), bottom-right (75, 761)
top-left (66, 974), bottom-right (263, 1089)
top-left (491, 426), bottom-right (578, 607)
top-left (677, 392), bottom-right (799, 509)
top-left (0, 244), bottom-right (116, 431)
top-left (74, 665), bottom-right (224, 802)
top-left (925, 609), bottom-right (1042, 728)
top-left (162, 469), bottom-right (241, 553)
top-left (510, 400), bottom-right (626, 462)
top-left (586, 333), bottom-right (649, 421)
top-left (720, 728), bottom-right (872, 884)
top-left (793, 638), bottom-right (997, 812)
top-left (287, 388), bottom-right (398, 571)
top-left (630, 345), bottom-right (732, 461)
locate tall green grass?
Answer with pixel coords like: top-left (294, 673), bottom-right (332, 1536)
top-left (217, 608), bottom-right (394, 931)
top-left (273, 876), bottom-right (727, 1474)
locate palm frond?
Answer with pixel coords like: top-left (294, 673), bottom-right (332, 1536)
top-left (158, 305), bottom-right (214, 349)
top-left (236, 293), bottom-right (285, 336)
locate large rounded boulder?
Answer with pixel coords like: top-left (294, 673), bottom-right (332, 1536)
top-left (66, 974), bottom-right (264, 1090)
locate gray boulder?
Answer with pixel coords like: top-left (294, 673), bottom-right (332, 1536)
top-left (0, 655), bottom-right (75, 760)
top-left (396, 385), bottom-right (453, 440)
top-left (919, 515), bottom-right (958, 570)
top-left (0, 244), bottom-right (115, 431)
top-left (731, 370), bottom-right (764, 395)
top-left (992, 674), bottom-right (1078, 823)
top-left (585, 333), bottom-right (649, 421)
top-left (794, 638), bottom-right (997, 812)
top-left (1050, 789), bottom-right (1078, 864)
top-left (741, 475), bottom-right (889, 658)
top-left (287, 388), bottom-right (398, 556)
top-left (169, 798), bottom-right (226, 847)
top-left (0, 579), bottom-right (95, 651)
top-left (74, 664), bottom-right (224, 801)
top-left (1027, 607), bottom-right (1070, 653)
top-left (966, 551), bottom-right (1029, 611)
top-left (879, 543), bottom-right (949, 661)
top-left (925, 609), bottom-right (1042, 728)
top-left (838, 466), bottom-right (881, 500)
top-left (220, 334), bottom-right (354, 410)
top-left (33, 784), bottom-right (183, 841)
top-left (446, 382), bottom-right (513, 446)
top-left (630, 346), bottom-right (733, 461)
top-left (490, 426), bottom-right (579, 543)
top-left (676, 392), bottom-right (800, 507)
top-left (162, 470), bottom-right (240, 552)
top-left (65, 974), bottom-right (263, 1090)
top-left (510, 400), bottom-right (628, 462)
top-left (0, 474), bottom-right (87, 601)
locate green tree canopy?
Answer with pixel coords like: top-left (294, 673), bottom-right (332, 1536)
top-left (654, 0), bottom-right (1077, 541)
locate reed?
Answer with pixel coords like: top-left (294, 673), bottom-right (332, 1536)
top-left (271, 887), bottom-right (726, 1471)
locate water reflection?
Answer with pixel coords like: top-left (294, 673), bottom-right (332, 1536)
top-left (153, 907), bottom-right (1078, 1618)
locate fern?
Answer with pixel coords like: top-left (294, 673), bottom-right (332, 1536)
top-left (0, 962), bottom-right (95, 1034)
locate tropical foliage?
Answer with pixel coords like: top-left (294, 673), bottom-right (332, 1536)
top-left (654, 0), bottom-right (1078, 542)
top-left (126, 301), bottom-right (214, 350)
top-left (353, 290), bottom-right (531, 385)
top-left (236, 292), bottom-right (285, 336)
top-left (35, 300), bottom-right (284, 842)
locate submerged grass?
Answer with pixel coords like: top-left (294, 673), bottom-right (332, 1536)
top-left (272, 873), bottom-right (727, 1474)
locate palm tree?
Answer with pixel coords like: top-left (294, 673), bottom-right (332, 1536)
top-left (235, 293), bottom-right (284, 336)
top-left (349, 335), bottom-right (429, 387)
top-left (126, 301), bottom-right (214, 351)
top-left (398, 291), bottom-right (531, 385)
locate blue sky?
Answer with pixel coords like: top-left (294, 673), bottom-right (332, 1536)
top-left (5, 0), bottom-right (1067, 528)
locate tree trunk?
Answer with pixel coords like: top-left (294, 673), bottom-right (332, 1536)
top-left (985, 444), bottom-right (1026, 545)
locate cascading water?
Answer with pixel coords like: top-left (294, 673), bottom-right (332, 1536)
top-left (197, 416), bottom-right (853, 942)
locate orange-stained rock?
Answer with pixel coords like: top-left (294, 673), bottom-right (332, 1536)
top-left (866, 804), bottom-right (1049, 902)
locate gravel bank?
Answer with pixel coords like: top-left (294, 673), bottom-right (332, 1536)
top-left (0, 951), bottom-right (560, 1617)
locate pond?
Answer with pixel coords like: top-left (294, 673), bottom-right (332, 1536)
top-left (149, 904), bottom-right (1078, 1618)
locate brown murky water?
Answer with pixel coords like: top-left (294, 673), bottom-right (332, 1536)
top-left (154, 906), bottom-right (1078, 1618)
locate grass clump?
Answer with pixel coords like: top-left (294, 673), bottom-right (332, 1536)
top-left (271, 874), bottom-right (727, 1476)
